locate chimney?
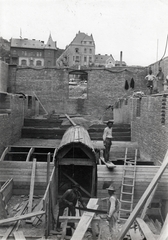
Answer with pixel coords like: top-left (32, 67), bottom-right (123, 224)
top-left (120, 51), bottom-right (122, 66)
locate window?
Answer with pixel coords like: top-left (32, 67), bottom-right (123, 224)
top-left (37, 52), bottom-right (42, 57)
top-left (89, 56), bottom-right (92, 62)
top-left (84, 41), bottom-right (86, 44)
top-left (84, 48), bottom-right (87, 53)
top-left (21, 59), bottom-right (27, 66)
top-left (28, 96), bottom-right (33, 109)
top-left (36, 60), bottom-right (42, 66)
top-left (89, 41), bottom-right (92, 44)
top-left (89, 49), bottom-right (92, 54)
top-left (30, 60), bottom-right (34, 66)
top-left (76, 56), bottom-right (79, 60)
top-left (136, 98), bottom-right (141, 117)
top-left (75, 48), bottom-right (79, 53)
top-left (84, 56), bottom-right (87, 62)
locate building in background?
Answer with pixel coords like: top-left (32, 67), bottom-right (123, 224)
top-left (94, 54), bottom-right (115, 68)
top-left (56, 31), bottom-right (95, 67)
top-left (10, 34), bottom-right (63, 67)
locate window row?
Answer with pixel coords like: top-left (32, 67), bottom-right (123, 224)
top-left (21, 59), bottom-right (43, 66)
top-left (75, 48), bottom-right (93, 54)
top-left (73, 56), bottom-right (93, 62)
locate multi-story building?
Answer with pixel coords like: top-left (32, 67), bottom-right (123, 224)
top-left (10, 34), bottom-right (63, 67)
top-left (94, 54), bottom-right (115, 68)
top-left (56, 31), bottom-right (95, 67)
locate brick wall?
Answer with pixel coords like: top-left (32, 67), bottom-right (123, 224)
top-left (0, 94), bottom-right (24, 155)
top-left (131, 94), bottom-right (168, 164)
top-left (0, 60), bottom-right (8, 92)
top-left (9, 66), bottom-right (147, 120)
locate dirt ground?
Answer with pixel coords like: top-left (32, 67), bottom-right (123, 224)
top-left (0, 195), bottom-right (126, 240)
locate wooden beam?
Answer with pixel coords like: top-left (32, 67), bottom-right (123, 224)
top-left (117, 150), bottom-right (168, 240)
top-left (158, 213), bottom-right (168, 240)
top-left (71, 198), bottom-right (98, 240)
top-left (26, 147), bottom-right (34, 162)
top-left (13, 231), bottom-right (26, 240)
top-left (0, 211), bottom-right (45, 225)
top-left (33, 91), bottom-right (48, 115)
top-left (62, 171), bottom-right (91, 197)
top-left (59, 216), bottom-right (100, 223)
top-left (46, 153), bottom-right (50, 185)
top-left (0, 147), bottom-right (11, 161)
top-left (140, 184), bottom-right (158, 219)
top-left (65, 114), bottom-right (77, 126)
top-left (60, 158), bottom-right (93, 166)
top-left (100, 157), bottom-right (116, 168)
top-left (28, 159), bottom-right (36, 213)
top-left (136, 218), bottom-right (156, 240)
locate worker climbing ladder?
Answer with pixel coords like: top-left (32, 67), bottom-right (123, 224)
top-left (118, 148), bottom-right (138, 221)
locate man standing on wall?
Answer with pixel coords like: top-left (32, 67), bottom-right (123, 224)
top-left (145, 69), bottom-right (157, 94)
top-left (103, 119), bottom-right (114, 162)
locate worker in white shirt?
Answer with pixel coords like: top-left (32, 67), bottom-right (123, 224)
top-left (106, 184), bottom-right (119, 236)
top-left (103, 119), bottom-right (114, 162)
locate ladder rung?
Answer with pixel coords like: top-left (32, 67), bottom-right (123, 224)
top-left (119, 208), bottom-right (132, 212)
top-left (120, 200), bottom-right (133, 203)
top-left (122, 191), bottom-right (133, 195)
top-left (123, 183), bottom-right (134, 187)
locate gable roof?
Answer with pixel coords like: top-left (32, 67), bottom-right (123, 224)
top-left (95, 54), bottom-right (114, 64)
top-left (11, 38), bottom-right (45, 49)
top-left (45, 34), bottom-right (57, 50)
top-left (71, 31), bottom-right (94, 45)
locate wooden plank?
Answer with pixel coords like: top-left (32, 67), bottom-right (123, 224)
top-left (117, 150), bottom-right (168, 240)
top-left (0, 192), bottom-right (7, 219)
top-left (0, 178), bottom-right (13, 204)
top-left (100, 157), bottom-right (116, 168)
top-left (13, 231), bottom-right (26, 240)
top-left (141, 184), bottom-right (158, 219)
top-left (136, 218), bottom-right (156, 240)
top-left (61, 208), bottom-right (68, 240)
top-left (28, 159), bottom-right (36, 213)
top-left (1, 201), bottom-right (28, 240)
top-left (129, 228), bottom-right (143, 240)
top-left (59, 216), bottom-right (100, 223)
top-left (33, 91), bottom-right (48, 115)
top-left (0, 211), bottom-right (45, 225)
top-left (65, 114), bottom-right (77, 126)
top-left (71, 198), bottom-right (99, 240)
top-left (158, 213), bottom-right (168, 240)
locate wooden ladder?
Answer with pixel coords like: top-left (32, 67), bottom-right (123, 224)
top-left (118, 148), bottom-right (138, 221)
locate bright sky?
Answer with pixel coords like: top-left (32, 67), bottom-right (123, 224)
top-left (0, 0), bottom-right (168, 66)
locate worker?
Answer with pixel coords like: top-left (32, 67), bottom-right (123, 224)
top-left (145, 69), bottom-right (157, 94)
top-left (57, 183), bottom-right (85, 231)
top-left (103, 119), bottom-right (114, 162)
top-left (106, 184), bottom-right (119, 236)
top-left (156, 67), bottom-right (164, 92)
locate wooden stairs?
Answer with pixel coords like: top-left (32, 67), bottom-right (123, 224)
top-left (21, 118), bottom-right (131, 141)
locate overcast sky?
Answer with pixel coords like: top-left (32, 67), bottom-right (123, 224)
top-left (0, 0), bottom-right (168, 66)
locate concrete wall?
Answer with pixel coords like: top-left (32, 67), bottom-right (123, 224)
top-left (0, 94), bottom-right (24, 155)
top-left (0, 60), bottom-right (8, 92)
top-left (8, 66), bottom-right (147, 121)
top-left (131, 94), bottom-right (168, 164)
